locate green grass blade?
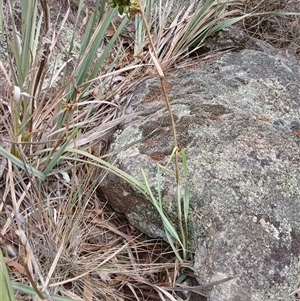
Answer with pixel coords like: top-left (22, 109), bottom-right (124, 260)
top-left (0, 249), bottom-right (16, 301)
top-left (19, 0), bottom-right (41, 86)
top-left (0, 146), bottom-right (45, 180)
top-left (181, 149), bottom-right (190, 252)
top-left (75, 7), bottom-right (117, 85)
top-left (59, 148), bottom-right (148, 195)
top-left (156, 165), bottom-right (162, 208)
top-left (181, 149), bottom-right (189, 224)
top-left (165, 230), bottom-right (183, 263)
top-left (43, 129), bottom-right (79, 176)
top-left (208, 14), bottom-right (252, 33)
top-left (11, 282), bottom-right (80, 301)
top-left (88, 16), bottom-right (129, 82)
top-left (85, 43), bottom-right (123, 120)
top-left (252, 11), bottom-right (300, 17)
top-left (79, 12), bottom-right (95, 56)
top-left (141, 169), bottom-right (183, 248)
top-left (74, 0), bottom-right (85, 27)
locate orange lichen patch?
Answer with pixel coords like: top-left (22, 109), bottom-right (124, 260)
top-left (145, 139), bottom-right (157, 147)
top-left (148, 154), bottom-right (166, 162)
top-left (207, 114), bottom-right (222, 122)
top-left (144, 93), bottom-right (160, 102)
top-left (144, 82), bottom-right (172, 102)
top-left (255, 115), bottom-right (270, 122)
top-left (164, 82), bottom-right (172, 91)
top-left (294, 130), bottom-right (300, 137)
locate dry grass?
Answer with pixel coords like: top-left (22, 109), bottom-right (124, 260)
top-left (0, 1), bottom-right (198, 300)
top-left (1, 0), bottom-right (300, 300)
top-left (235, 0), bottom-right (300, 56)
top-left (1, 166), bottom-right (194, 300)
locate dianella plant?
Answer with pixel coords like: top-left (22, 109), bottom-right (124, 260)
top-left (0, 0), bottom-right (131, 175)
top-left (0, 0), bottom-right (136, 299)
top-left (1, 0), bottom-right (298, 299)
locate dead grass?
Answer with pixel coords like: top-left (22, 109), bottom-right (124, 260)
top-left (0, 1), bottom-right (196, 298)
top-left (1, 0), bottom-right (300, 300)
top-left (0, 2), bottom-right (187, 300)
top-left (235, 0), bottom-right (300, 57)
top-left (0, 164), bottom-right (195, 300)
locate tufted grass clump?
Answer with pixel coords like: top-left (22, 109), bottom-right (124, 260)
top-left (234, 0), bottom-right (300, 56)
top-left (0, 0), bottom-right (144, 299)
top-left (1, 0), bottom-right (299, 300)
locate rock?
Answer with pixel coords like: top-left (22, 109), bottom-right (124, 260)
top-left (98, 49), bottom-right (300, 300)
top-left (201, 26), bottom-right (280, 56)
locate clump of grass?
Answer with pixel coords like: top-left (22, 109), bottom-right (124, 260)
top-left (234, 0), bottom-right (300, 56)
top-left (0, 0), bottom-right (202, 298)
top-left (0, 0), bottom-right (150, 299)
top-left (1, 165), bottom-right (189, 300)
top-left (3, 0), bottom-right (298, 300)
top-left (132, 0), bottom-right (249, 69)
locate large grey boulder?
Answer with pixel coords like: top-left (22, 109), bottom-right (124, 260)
top-left (98, 49), bottom-right (300, 300)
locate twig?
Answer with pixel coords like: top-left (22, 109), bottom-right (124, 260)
top-left (136, 0), bottom-right (179, 184)
top-left (163, 275), bottom-right (239, 296)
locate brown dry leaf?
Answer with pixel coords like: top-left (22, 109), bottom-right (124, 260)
top-left (4, 257), bottom-right (26, 275)
top-left (83, 274), bottom-right (93, 301)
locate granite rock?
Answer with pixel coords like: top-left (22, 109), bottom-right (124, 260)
top-left (98, 49), bottom-right (300, 300)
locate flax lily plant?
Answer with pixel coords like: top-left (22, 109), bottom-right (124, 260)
top-left (1, 0), bottom-right (299, 300)
top-left (0, 0), bottom-right (135, 299)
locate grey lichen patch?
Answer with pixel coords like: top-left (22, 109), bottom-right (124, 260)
top-left (195, 210), bottom-right (300, 300)
top-left (113, 126), bottom-right (143, 156)
top-left (138, 114), bottom-right (175, 156)
top-left (197, 104), bottom-right (232, 116)
top-left (127, 204), bottom-right (166, 238)
top-left (43, 10), bottom-right (82, 89)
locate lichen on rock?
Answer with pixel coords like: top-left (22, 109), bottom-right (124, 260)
top-left (99, 49), bottom-right (300, 300)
